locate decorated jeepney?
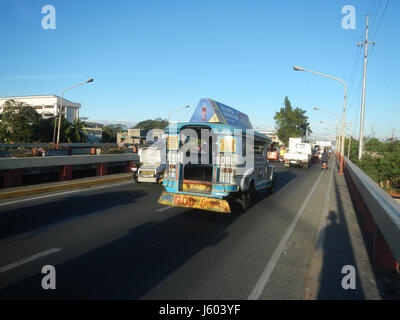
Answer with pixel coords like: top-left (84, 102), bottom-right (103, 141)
top-left (158, 98), bottom-right (276, 213)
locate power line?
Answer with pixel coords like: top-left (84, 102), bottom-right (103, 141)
top-left (369, 0), bottom-right (390, 57)
top-left (370, 0), bottom-right (390, 40)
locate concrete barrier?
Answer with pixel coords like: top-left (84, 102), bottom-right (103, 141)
top-left (0, 154), bottom-right (139, 170)
top-left (0, 154), bottom-right (139, 188)
top-left (343, 158), bottom-right (400, 271)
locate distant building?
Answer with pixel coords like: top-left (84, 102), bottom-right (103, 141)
top-left (83, 127), bottom-right (103, 142)
top-left (80, 120), bottom-right (104, 143)
top-left (259, 130), bottom-right (282, 145)
top-left (0, 95), bottom-right (81, 123)
top-left (117, 128), bottom-right (162, 144)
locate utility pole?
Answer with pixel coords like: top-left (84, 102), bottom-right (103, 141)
top-left (358, 15), bottom-right (376, 160)
top-left (347, 122), bottom-right (352, 159)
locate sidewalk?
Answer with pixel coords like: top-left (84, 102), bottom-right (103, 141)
top-left (0, 173), bottom-right (133, 201)
top-left (305, 161), bottom-right (381, 299)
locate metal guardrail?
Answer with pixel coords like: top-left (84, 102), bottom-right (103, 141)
top-left (344, 159), bottom-right (400, 264)
top-left (0, 154), bottom-right (139, 170)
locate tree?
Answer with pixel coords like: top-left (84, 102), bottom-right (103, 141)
top-left (133, 118), bottom-right (169, 131)
top-left (344, 136), bottom-right (359, 161)
top-left (32, 116), bottom-right (56, 142)
top-left (102, 124), bottom-right (125, 143)
top-left (274, 97), bottom-right (312, 145)
top-left (65, 119), bottom-right (87, 143)
top-left (0, 100), bottom-right (41, 143)
top-left (355, 138), bottom-right (400, 192)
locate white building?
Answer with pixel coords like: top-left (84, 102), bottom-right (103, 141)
top-left (0, 95), bottom-right (81, 123)
top-left (259, 130), bottom-right (283, 145)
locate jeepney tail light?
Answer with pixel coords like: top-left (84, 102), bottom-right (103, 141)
top-left (169, 164), bottom-right (177, 179)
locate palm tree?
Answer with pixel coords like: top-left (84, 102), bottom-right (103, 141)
top-left (65, 119), bottom-right (87, 143)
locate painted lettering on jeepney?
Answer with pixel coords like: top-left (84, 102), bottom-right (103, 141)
top-left (174, 195), bottom-right (195, 207)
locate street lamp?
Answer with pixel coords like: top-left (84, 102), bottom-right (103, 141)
top-left (168, 105), bottom-right (190, 124)
top-left (56, 78), bottom-right (94, 149)
top-left (294, 66), bottom-right (347, 174)
top-left (314, 107), bottom-right (341, 153)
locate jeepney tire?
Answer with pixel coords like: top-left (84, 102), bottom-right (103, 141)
top-left (238, 182), bottom-right (256, 211)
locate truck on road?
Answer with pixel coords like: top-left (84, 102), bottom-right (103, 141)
top-left (284, 138), bottom-right (312, 168)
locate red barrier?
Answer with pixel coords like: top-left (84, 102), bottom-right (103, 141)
top-left (343, 160), bottom-right (399, 271)
top-left (96, 163), bottom-right (108, 176)
top-left (4, 169), bottom-right (23, 188)
top-left (59, 165), bottom-right (73, 181)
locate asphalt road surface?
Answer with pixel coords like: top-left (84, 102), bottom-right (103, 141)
top-left (0, 161), bottom-right (338, 299)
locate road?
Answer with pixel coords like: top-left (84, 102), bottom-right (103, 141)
top-left (0, 161), bottom-right (342, 299)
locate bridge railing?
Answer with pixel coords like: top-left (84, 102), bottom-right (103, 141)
top-left (0, 143), bottom-right (142, 157)
top-left (343, 158), bottom-right (400, 271)
top-left (0, 153), bottom-right (139, 188)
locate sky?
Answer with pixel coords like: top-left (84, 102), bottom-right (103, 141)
top-left (0, 0), bottom-right (399, 140)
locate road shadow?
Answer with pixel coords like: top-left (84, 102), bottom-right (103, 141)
top-left (0, 189), bottom-right (148, 240)
top-left (0, 207), bottom-right (241, 299)
top-left (317, 172), bottom-right (365, 299)
top-left (273, 169), bottom-right (298, 193)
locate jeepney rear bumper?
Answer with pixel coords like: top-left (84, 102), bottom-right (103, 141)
top-left (158, 191), bottom-right (231, 213)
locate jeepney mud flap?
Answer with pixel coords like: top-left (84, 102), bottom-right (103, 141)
top-left (158, 192), bottom-right (231, 213)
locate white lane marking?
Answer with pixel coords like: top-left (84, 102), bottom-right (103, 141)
top-left (0, 248), bottom-right (61, 273)
top-left (0, 180), bottom-right (134, 207)
top-left (248, 171), bottom-right (324, 300)
top-left (156, 206), bottom-right (173, 212)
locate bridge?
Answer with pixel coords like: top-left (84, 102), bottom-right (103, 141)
top-left (0, 157), bottom-right (399, 299)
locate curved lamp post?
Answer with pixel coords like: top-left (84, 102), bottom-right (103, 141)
top-left (168, 105), bottom-right (190, 124)
top-left (294, 66), bottom-right (347, 174)
top-left (314, 107), bottom-right (341, 153)
top-left (56, 78), bottom-right (94, 149)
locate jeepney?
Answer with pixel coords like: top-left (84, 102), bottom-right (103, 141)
top-left (158, 98), bottom-right (276, 213)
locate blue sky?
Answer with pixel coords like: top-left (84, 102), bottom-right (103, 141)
top-left (0, 0), bottom-right (399, 139)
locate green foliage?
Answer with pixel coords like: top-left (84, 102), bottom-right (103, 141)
top-left (102, 124), bottom-right (125, 143)
top-left (32, 117), bottom-right (57, 143)
top-left (0, 100), bottom-right (41, 143)
top-left (65, 119), bottom-right (87, 143)
top-left (134, 118), bottom-right (168, 131)
top-left (274, 97), bottom-right (312, 145)
top-left (354, 138), bottom-right (400, 192)
top-left (100, 146), bottom-right (125, 154)
top-left (0, 100), bottom-right (87, 143)
top-left (344, 136), bottom-right (359, 161)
